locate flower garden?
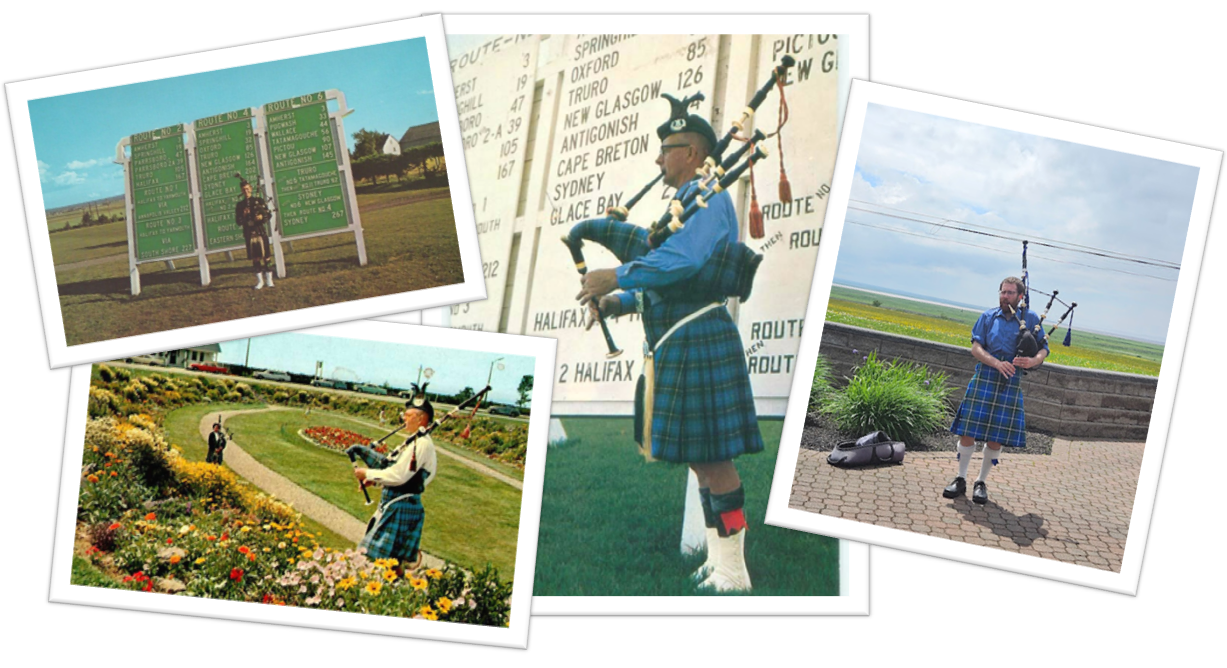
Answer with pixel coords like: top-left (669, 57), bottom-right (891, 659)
top-left (76, 366), bottom-right (512, 626)
top-left (301, 426), bottom-right (381, 453)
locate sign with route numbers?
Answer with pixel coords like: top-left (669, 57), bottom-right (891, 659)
top-left (193, 108), bottom-right (259, 250)
top-left (263, 92), bottom-right (349, 238)
top-left (129, 124), bottom-right (195, 260)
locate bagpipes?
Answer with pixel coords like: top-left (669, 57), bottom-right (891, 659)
top-left (346, 385), bottom-right (493, 505)
top-left (234, 172), bottom-right (279, 235)
top-left (1010, 240), bottom-right (1078, 367)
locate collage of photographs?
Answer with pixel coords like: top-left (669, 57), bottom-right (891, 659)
top-left (4, 5), bottom-right (1224, 664)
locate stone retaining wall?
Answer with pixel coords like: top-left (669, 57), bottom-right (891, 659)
top-left (818, 322), bottom-right (1157, 440)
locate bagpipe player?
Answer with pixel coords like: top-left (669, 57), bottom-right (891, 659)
top-left (944, 277), bottom-right (1049, 505)
top-left (349, 383), bottom-right (438, 576)
top-left (234, 174), bottom-right (275, 290)
top-left (574, 104), bottom-right (764, 593)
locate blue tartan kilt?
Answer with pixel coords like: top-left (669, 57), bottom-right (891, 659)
top-left (644, 301), bottom-right (764, 463)
top-left (359, 490), bottom-right (424, 562)
top-left (950, 362), bottom-right (1027, 447)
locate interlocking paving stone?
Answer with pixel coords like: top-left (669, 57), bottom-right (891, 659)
top-left (788, 438), bottom-right (1143, 572)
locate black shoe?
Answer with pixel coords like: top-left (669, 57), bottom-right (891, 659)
top-left (973, 481), bottom-right (988, 504)
top-left (942, 477), bottom-right (966, 499)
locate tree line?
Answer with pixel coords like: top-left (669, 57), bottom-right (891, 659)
top-left (350, 128), bottom-right (446, 185)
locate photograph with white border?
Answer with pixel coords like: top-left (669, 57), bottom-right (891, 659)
top-left (435, 14), bottom-right (870, 615)
top-left (766, 80), bottom-right (1221, 595)
top-left (9, 15), bottom-right (485, 369)
top-left (50, 320), bottom-right (555, 648)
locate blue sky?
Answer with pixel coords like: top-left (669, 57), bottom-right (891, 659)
top-left (216, 333), bottom-right (535, 406)
top-left (834, 104), bottom-right (1199, 344)
top-left (30, 38), bottom-right (437, 209)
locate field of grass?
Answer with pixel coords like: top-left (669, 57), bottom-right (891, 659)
top-left (47, 198), bottom-right (125, 232)
top-left (223, 409), bottom-right (521, 578)
top-left (827, 291), bottom-right (1163, 376)
top-left (53, 179), bottom-right (464, 346)
top-left (534, 417), bottom-right (840, 597)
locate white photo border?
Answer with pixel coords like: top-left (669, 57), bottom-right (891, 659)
top-left (9, 15), bottom-right (486, 370)
top-left (49, 320), bottom-right (556, 648)
top-left (765, 80), bottom-right (1223, 595)
top-left (440, 12), bottom-right (871, 615)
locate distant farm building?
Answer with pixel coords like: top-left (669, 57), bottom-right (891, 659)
top-left (381, 134), bottom-right (401, 156)
top-left (399, 121), bottom-right (442, 151)
top-left (158, 343), bottom-right (222, 368)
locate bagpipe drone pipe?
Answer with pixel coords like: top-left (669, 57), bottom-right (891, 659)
top-left (1008, 240), bottom-right (1078, 374)
top-left (345, 385), bottom-right (493, 505)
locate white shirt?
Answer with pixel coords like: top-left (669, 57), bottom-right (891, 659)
top-left (364, 433), bottom-right (437, 489)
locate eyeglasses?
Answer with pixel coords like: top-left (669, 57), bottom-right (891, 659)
top-left (658, 143), bottom-right (690, 156)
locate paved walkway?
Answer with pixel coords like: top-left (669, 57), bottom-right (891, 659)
top-left (197, 407), bottom-right (446, 570)
top-left (789, 438), bottom-right (1144, 572)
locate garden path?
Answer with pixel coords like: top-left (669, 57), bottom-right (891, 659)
top-left (197, 407), bottom-right (447, 571)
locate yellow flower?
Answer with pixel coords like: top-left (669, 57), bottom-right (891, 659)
top-left (382, 570), bottom-right (397, 582)
top-left (364, 581), bottom-right (382, 596)
top-left (409, 577), bottom-right (428, 591)
top-left (240, 526), bottom-right (251, 533)
top-left (425, 568), bottom-right (442, 580)
top-left (195, 557), bottom-right (207, 565)
top-left (278, 542), bottom-right (286, 549)
top-left (419, 606), bottom-right (437, 621)
top-left (436, 597), bottom-right (452, 613)
top-left (337, 577), bottom-right (357, 590)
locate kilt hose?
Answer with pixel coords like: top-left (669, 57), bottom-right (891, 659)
top-left (950, 362), bottom-right (1028, 448)
top-left (245, 234), bottom-right (270, 263)
top-left (642, 300), bottom-right (764, 463)
top-left (360, 490), bottom-right (425, 562)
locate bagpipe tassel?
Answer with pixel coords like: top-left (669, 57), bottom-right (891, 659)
top-left (1063, 311), bottom-right (1074, 347)
top-left (460, 396), bottom-right (483, 439)
top-left (774, 77), bottom-right (792, 204)
top-left (748, 161), bottom-right (765, 239)
top-left (777, 168), bottom-right (792, 203)
top-left (460, 425), bottom-right (472, 440)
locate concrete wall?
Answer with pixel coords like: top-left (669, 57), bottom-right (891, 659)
top-left (819, 322), bottom-right (1157, 441)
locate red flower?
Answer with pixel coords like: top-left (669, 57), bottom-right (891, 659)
top-left (230, 568), bottom-right (244, 581)
top-left (166, 538), bottom-right (173, 545)
top-left (262, 593), bottom-right (272, 604)
top-left (238, 545), bottom-right (250, 555)
top-left (220, 532), bottom-right (229, 541)
top-left (108, 523), bottom-right (121, 531)
top-left (145, 512), bottom-right (157, 521)
top-left (143, 583), bottom-right (152, 592)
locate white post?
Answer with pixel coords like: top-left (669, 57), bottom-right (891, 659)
top-left (330, 89), bottom-right (367, 266)
top-left (185, 124), bottom-right (211, 286)
top-left (116, 138), bottom-right (140, 296)
top-left (254, 105), bottom-right (286, 278)
top-left (680, 469), bottom-right (707, 556)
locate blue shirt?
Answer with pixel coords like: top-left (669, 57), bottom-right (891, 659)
top-left (972, 306), bottom-right (1050, 360)
top-left (612, 179), bottom-right (739, 311)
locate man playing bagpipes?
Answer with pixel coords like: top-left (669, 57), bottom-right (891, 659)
top-left (347, 383), bottom-right (438, 576)
top-left (206, 421), bottom-right (226, 465)
top-left (573, 100), bottom-right (765, 593)
top-left (945, 277), bottom-right (1049, 505)
top-left (234, 173), bottom-right (275, 291)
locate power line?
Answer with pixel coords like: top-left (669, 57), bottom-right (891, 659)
top-left (844, 218), bottom-right (1178, 282)
top-left (846, 200), bottom-right (1182, 270)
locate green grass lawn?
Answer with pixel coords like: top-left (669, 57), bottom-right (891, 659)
top-left (161, 402), bottom-right (352, 551)
top-left (223, 409), bottom-right (521, 579)
top-left (534, 417), bottom-right (840, 597)
top-left (70, 554), bottom-right (125, 590)
top-left (55, 182), bottom-right (464, 346)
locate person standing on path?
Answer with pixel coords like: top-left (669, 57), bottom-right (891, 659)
top-left (206, 422), bottom-right (227, 465)
top-left (945, 277), bottom-right (1049, 505)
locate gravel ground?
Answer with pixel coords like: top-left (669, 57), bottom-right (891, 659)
top-left (800, 413), bottom-right (1054, 456)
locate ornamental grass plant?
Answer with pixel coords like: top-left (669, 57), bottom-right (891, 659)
top-left (820, 351), bottom-right (954, 445)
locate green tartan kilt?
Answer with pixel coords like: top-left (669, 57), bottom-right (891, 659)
top-left (642, 301), bottom-right (764, 463)
top-left (950, 362), bottom-right (1028, 447)
top-left (359, 491), bottom-right (424, 562)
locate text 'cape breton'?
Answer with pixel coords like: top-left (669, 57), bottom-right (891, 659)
top-left (569, 183), bottom-right (764, 463)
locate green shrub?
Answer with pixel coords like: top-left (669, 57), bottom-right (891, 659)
top-left (223, 391), bottom-right (243, 403)
top-left (114, 367), bottom-right (132, 382)
top-left (98, 366), bottom-right (115, 383)
top-left (820, 352), bottom-right (952, 445)
top-left (808, 353), bottom-right (834, 412)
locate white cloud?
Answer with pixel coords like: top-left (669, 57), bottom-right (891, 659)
top-left (67, 157), bottom-right (106, 169)
top-left (37, 160), bottom-right (50, 177)
top-left (53, 171), bottom-right (86, 186)
top-left (418, 90), bottom-right (434, 95)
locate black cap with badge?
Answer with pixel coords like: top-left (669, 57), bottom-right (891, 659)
top-left (656, 91), bottom-right (720, 159)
